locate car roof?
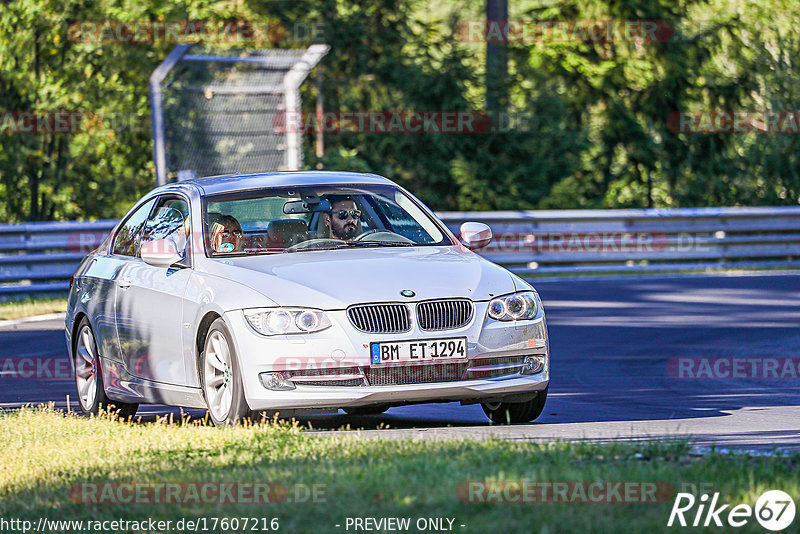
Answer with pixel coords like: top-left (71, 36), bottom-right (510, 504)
top-left (157, 171), bottom-right (398, 196)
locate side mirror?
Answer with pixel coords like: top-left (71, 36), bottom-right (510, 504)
top-left (141, 238), bottom-right (182, 267)
top-left (460, 222), bottom-right (492, 250)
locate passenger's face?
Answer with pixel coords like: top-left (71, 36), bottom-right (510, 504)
top-left (325, 200), bottom-right (359, 240)
top-left (214, 223), bottom-right (242, 252)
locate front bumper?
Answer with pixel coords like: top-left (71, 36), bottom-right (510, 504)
top-left (224, 300), bottom-right (550, 412)
top-left (249, 375), bottom-right (548, 411)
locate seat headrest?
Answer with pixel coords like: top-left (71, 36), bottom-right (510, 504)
top-left (267, 219), bottom-right (308, 246)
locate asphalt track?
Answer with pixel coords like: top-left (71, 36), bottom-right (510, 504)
top-left (2, 273), bottom-right (799, 451)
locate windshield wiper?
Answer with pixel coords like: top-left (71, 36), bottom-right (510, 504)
top-left (283, 243), bottom-right (351, 253)
top-left (283, 240), bottom-right (415, 253)
top-left (244, 247), bottom-right (282, 254)
top-left (343, 240), bottom-right (415, 248)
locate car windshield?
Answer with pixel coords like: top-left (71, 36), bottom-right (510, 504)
top-left (202, 185), bottom-right (453, 256)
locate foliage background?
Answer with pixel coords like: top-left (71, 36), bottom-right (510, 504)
top-left (0, 0), bottom-right (798, 221)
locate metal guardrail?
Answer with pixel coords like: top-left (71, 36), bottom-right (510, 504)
top-left (2, 207), bottom-right (800, 298)
top-left (0, 220), bottom-right (117, 297)
top-left (438, 206), bottom-right (800, 277)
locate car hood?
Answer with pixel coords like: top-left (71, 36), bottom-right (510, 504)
top-left (199, 246), bottom-right (517, 309)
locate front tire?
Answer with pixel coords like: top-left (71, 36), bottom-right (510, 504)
top-left (200, 318), bottom-right (251, 426)
top-left (73, 318), bottom-right (138, 419)
top-left (481, 386), bottom-right (548, 424)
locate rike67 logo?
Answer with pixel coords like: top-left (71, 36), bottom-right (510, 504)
top-left (668, 490), bottom-right (795, 531)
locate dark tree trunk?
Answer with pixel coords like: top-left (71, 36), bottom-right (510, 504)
top-left (486, 0), bottom-right (508, 112)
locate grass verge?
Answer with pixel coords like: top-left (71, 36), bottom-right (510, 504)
top-left (0, 407), bottom-right (797, 533)
top-left (0, 297), bottom-right (67, 320)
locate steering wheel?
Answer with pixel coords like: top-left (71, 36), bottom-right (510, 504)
top-left (350, 229), bottom-right (380, 241)
top-left (284, 238), bottom-right (344, 252)
top-left (350, 230), bottom-right (415, 244)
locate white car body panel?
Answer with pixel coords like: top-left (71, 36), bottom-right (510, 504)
top-left (65, 171), bottom-right (549, 417)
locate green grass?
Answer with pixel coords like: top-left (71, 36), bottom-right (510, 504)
top-left (0, 298), bottom-right (67, 320)
top-left (0, 407), bottom-right (797, 533)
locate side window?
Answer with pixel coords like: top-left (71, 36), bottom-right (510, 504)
top-left (142, 197), bottom-right (191, 259)
top-left (113, 198), bottom-right (157, 257)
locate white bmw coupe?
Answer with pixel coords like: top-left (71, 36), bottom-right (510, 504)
top-left (66, 171), bottom-right (549, 426)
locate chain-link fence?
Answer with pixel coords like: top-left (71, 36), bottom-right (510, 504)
top-left (150, 45), bottom-right (329, 185)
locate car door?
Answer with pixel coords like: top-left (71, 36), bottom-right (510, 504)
top-left (115, 195), bottom-right (192, 386)
top-left (105, 198), bottom-right (157, 366)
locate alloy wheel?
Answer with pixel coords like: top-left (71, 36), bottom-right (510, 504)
top-left (75, 325), bottom-right (99, 411)
top-left (204, 330), bottom-right (234, 422)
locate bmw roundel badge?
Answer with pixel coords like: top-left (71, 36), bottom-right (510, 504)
top-left (400, 289), bottom-right (416, 298)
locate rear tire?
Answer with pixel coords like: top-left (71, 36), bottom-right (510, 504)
top-left (481, 387), bottom-right (548, 424)
top-left (200, 318), bottom-right (252, 426)
top-left (73, 318), bottom-right (138, 420)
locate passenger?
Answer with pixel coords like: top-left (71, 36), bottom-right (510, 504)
top-left (209, 215), bottom-right (244, 253)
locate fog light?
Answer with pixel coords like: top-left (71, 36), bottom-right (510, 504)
top-left (259, 372), bottom-right (295, 391)
top-left (521, 355), bottom-right (544, 375)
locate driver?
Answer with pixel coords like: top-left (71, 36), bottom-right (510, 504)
top-left (323, 195), bottom-right (362, 240)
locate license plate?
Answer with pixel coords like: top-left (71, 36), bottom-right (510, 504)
top-left (370, 337), bottom-right (467, 364)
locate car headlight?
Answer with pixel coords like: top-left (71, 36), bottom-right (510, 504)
top-left (243, 308), bottom-right (332, 335)
top-left (487, 291), bottom-right (538, 321)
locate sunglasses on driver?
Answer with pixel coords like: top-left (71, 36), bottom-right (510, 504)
top-left (332, 209), bottom-right (361, 220)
